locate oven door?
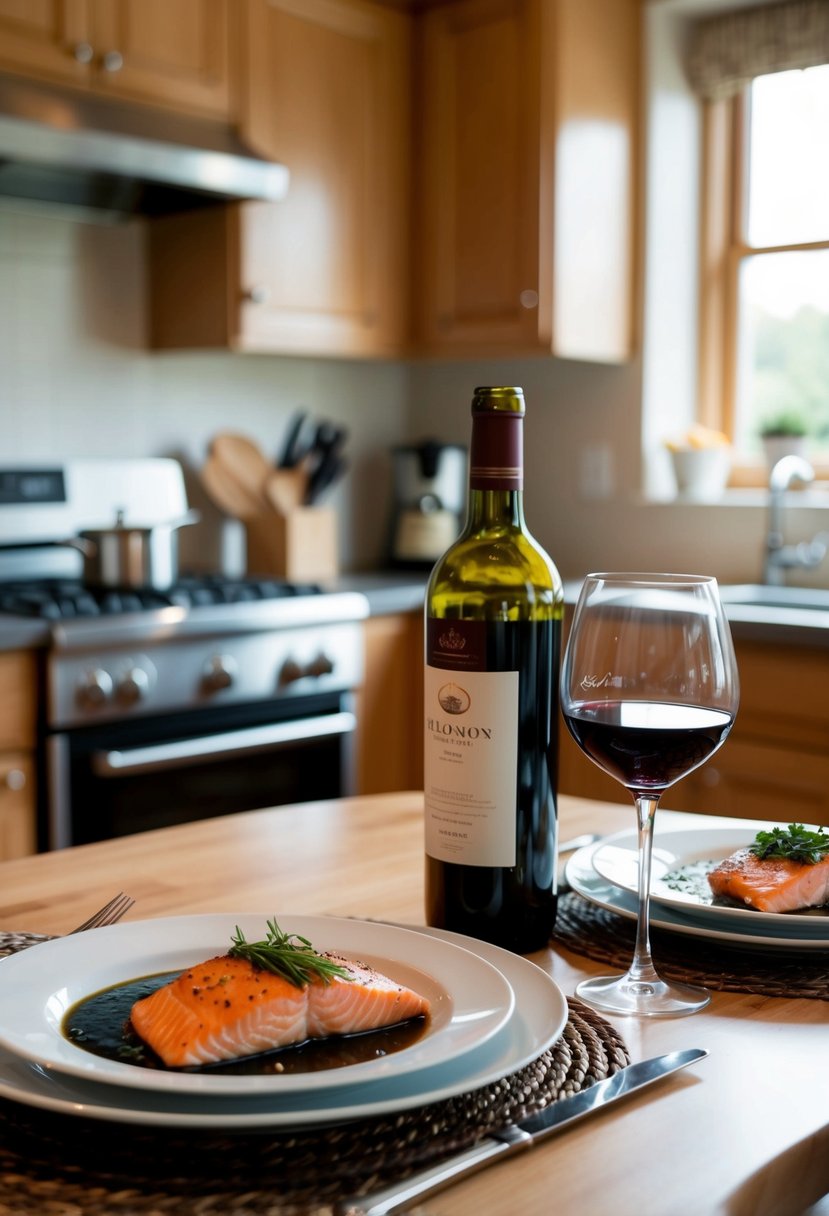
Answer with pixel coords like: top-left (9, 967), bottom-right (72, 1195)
top-left (44, 693), bottom-right (356, 848)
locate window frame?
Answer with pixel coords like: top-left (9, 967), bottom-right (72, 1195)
top-left (698, 84), bottom-right (829, 488)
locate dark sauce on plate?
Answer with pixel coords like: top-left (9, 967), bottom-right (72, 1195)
top-left (63, 972), bottom-right (428, 1075)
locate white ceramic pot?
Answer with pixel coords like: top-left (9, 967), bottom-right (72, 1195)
top-left (670, 448), bottom-right (731, 502)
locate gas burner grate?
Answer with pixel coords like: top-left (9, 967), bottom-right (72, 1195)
top-left (0, 577), bottom-right (322, 620)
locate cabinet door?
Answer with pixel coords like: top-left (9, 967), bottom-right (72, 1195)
top-left (668, 740), bottom-right (829, 828)
top-left (90, 0), bottom-right (231, 117)
top-left (356, 614), bottom-right (424, 795)
top-left (0, 752), bottom-right (36, 860)
top-left (416, 0), bottom-right (639, 361)
top-left (0, 651), bottom-right (36, 749)
top-left (235, 0), bottom-right (411, 357)
top-left (0, 0), bottom-right (90, 84)
top-left (415, 0), bottom-right (544, 353)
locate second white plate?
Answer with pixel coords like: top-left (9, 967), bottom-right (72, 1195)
top-left (591, 825), bottom-right (829, 936)
top-left (567, 840), bottom-right (829, 951)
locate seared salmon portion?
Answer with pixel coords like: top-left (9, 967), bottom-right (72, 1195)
top-left (707, 847), bottom-right (829, 913)
top-left (130, 953), bottom-right (430, 1067)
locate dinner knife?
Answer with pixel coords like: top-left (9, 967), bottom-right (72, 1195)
top-left (334, 1048), bottom-right (708, 1216)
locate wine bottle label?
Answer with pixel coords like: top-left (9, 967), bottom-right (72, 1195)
top-left (424, 619), bottom-right (519, 867)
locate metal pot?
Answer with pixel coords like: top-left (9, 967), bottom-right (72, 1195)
top-left (72, 509), bottom-right (200, 590)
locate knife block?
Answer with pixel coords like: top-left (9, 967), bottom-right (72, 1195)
top-left (245, 507), bottom-right (338, 582)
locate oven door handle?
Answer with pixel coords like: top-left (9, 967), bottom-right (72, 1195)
top-left (90, 711), bottom-right (357, 777)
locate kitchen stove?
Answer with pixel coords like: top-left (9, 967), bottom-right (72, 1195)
top-left (0, 459), bottom-right (369, 850)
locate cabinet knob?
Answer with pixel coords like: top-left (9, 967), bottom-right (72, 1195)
top-left (102, 50), bottom-right (124, 73)
top-left (243, 286), bottom-right (271, 305)
top-left (73, 42), bottom-right (94, 64)
top-left (519, 289), bottom-right (539, 310)
top-left (2, 768), bottom-right (25, 792)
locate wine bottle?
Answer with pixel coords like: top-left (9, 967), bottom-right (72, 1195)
top-left (424, 386), bottom-right (563, 952)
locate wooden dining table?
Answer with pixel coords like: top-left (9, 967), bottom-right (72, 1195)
top-left (0, 791), bottom-right (827, 1216)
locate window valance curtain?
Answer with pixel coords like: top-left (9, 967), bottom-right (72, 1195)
top-left (685, 0), bottom-right (829, 100)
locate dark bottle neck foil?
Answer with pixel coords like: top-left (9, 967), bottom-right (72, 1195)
top-left (469, 386), bottom-right (524, 492)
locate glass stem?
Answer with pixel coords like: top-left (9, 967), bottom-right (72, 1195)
top-left (629, 795), bottom-right (661, 989)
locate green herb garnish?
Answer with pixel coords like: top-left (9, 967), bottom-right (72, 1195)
top-left (228, 919), bottom-right (353, 988)
top-left (749, 824), bottom-right (829, 865)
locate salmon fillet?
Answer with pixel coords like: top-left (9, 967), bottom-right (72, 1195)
top-left (707, 847), bottom-right (829, 913)
top-left (130, 953), bottom-right (430, 1068)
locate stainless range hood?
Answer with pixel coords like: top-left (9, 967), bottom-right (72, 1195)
top-left (0, 77), bottom-right (289, 222)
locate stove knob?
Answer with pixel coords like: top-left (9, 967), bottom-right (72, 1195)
top-left (279, 658), bottom-right (304, 686)
top-left (78, 668), bottom-right (113, 707)
top-left (307, 652), bottom-right (335, 678)
top-left (203, 654), bottom-right (237, 692)
top-left (117, 665), bottom-right (151, 705)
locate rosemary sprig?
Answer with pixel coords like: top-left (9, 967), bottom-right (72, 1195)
top-left (749, 824), bottom-right (829, 865)
top-left (228, 919), bottom-right (353, 988)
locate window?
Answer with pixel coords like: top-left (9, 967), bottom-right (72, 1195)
top-left (690, 1), bottom-right (829, 485)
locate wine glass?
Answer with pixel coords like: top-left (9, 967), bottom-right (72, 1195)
top-left (560, 573), bottom-right (739, 1017)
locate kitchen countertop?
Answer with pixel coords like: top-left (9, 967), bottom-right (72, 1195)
top-left (3, 570), bottom-right (829, 651)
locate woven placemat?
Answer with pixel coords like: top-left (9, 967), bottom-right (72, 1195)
top-left (0, 932), bottom-right (629, 1216)
top-left (555, 891), bottom-right (829, 999)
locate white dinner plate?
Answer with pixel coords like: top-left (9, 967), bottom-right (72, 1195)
top-left (566, 840), bottom-right (829, 951)
top-left (591, 826), bottom-right (829, 937)
top-left (0, 914), bottom-right (515, 1096)
top-left (0, 925), bottom-right (568, 1128)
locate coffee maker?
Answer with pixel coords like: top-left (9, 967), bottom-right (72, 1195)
top-left (389, 440), bottom-right (467, 568)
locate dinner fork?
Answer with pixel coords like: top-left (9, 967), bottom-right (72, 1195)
top-left (0, 892), bottom-right (136, 959)
top-left (68, 892), bottom-right (135, 934)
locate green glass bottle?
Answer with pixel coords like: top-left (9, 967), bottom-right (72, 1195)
top-left (424, 387), bottom-right (563, 952)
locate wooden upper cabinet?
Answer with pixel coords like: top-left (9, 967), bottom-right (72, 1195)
top-left (0, 0), bottom-right (232, 119)
top-left (149, 0), bottom-right (412, 358)
top-left (236, 0), bottom-right (411, 356)
top-left (0, 0), bottom-right (89, 84)
top-left (90, 0), bottom-right (232, 117)
top-left (414, 0), bottom-right (640, 362)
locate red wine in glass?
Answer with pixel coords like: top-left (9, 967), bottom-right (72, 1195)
top-left (563, 701), bottom-right (735, 793)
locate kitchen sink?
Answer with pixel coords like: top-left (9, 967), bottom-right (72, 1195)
top-left (718, 583), bottom-right (829, 613)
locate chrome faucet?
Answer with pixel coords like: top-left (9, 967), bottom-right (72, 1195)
top-left (763, 455), bottom-right (828, 585)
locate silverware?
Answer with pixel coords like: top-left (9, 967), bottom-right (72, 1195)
top-left (68, 892), bottom-right (135, 934)
top-left (334, 1048), bottom-right (708, 1215)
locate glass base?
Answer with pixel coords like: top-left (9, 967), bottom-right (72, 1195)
top-left (575, 972), bottom-right (711, 1018)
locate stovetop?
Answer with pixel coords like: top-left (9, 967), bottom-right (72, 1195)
top-left (0, 575), bottom-right (323, 621)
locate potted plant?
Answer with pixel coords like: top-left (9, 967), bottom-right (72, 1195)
top-left (759, 411), bottom-right (808, 466)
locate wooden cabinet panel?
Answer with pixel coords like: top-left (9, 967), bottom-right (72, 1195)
top-left (0, 650), bottom-right (36, 749)
top-left (91, 0), bottom-right (231, 117)
top-left (0, 0), bottom-right (232, 118)
top-left (415, 0), bottom-right (639, 361)
top-left (0, 0), bottom-right (88, 83)
top-left (356, 613), bottom-right (423, 795)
